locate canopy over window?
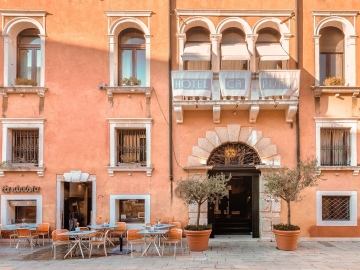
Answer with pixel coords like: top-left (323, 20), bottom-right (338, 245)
top-left (256, 43), bottom-right (289, 61)
top-left (221, 43), bottom-right (251, 61)
top-left (182, 43), bottom-right (211, 61)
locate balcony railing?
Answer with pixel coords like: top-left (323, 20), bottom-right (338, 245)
top-left (172, 70), bottom-right (300, 123)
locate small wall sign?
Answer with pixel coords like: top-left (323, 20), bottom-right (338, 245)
top-left (2, 185), bottom-right (40, 193)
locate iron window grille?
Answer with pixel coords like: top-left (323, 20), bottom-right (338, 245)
top-left (12, 130), bottom-right (39, 164)
top-left (117, 129), bottom-right (146, 165)
top-left (322, 196), bottom-right (350, 220)
top-left (320, 128), bottom-right (350, 166)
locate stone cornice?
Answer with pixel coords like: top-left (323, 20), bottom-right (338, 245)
top-left (105, 10), bottom-right (153, 17)
top-left (175, 9), bottom-right (294, 17)
top-left (311, 10), bottom-right (359, 17)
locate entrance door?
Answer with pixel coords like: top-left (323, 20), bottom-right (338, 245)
top-left (63, 182), bottom-right (92, 230)
top-left (208, 171), bottom-right (259, 238)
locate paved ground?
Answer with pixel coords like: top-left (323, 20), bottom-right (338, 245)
top-left (1, 236), bottom-right (360, 269)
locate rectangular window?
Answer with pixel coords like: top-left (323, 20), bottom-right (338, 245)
top-left (117, 129), bottom-right (146, 165)
top-left (221, 60), bottom-right (248, 70)
top-left (320, 128), bottom-right (350, 166)
top-left (184, 60), bottom-right (211, 70)
top-left (12, 130), bottom-right (39, 164)
top-left (117, 199), bottom-right (145, 223)
top-left (322, 196), bottom-right (350, 221)
top-left (320, 53), bottom-right (343, 86)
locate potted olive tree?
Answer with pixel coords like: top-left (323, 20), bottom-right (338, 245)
top-left (176, 173), bottom-right (231, 251)
top-left (262, 157), bottom-right (322, 250)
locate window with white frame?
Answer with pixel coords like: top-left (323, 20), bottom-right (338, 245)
top-left (315, 118), bottom-right (358, 167)
top-left (109, 194), bottom-right (150, 229)
top-left (317, 191), bottom-right (357, 226)
top-left (1, 119), bottom-right (45, 167)
top-left (108, 118), bottom-right (152, 168)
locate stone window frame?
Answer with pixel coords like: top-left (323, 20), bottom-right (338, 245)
top-left (316, 190), bottom-right (357, 226)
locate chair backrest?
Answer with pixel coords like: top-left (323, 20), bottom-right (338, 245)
top-left (52, 229), bottom-right (69, 241)
top-left (17, 228), bottom-right (31, 237)
top-left (127, 229), bottom-right (142, 241)
top-left (114, 222), bottom-right (126, 231)
top-left (169, 228), bottom-right (182, 240)
top-left (37, 223), bottom-right (49, 233)
top-left (146, 222), bottom-right (156, 226)
top-left (170, 222), bottom-right (181, 229)
top-left (79, 227), bottom-right (89, 231)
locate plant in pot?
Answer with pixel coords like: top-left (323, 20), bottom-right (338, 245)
top-left (121, 78), bottom-right (129, 86)
top-left (14, 77), bottom-right (38, 86)
top-left (129, 76), bottom-right (141, 86)
top-left (261, 157), bottom-right (322, 251)
top-left (176, 173), bottom-right (231, 251)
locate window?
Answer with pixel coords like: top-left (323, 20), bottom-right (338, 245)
top-left (184, 27), bottom-right (211, 70)
top-left (315, 118), bottom-right (358, 168)
top-left (119, 28), bottom-right (146, 86)
top-left (107, 118), bottom-right (153, 176)
top-left (1, 119), bottom-right (45, 175)
top-left (1, 195), bottom-right (42, 225)
top-left (319, 27), bottom-right (344, 85)
top-left (221, 28), bottom-right (248, 70)
top-left (110, 194), bottom-right (150, 229)
top-left (118, 129), bottom-right (146, 165)
top-left (317, 191), bottom-right (357, 226)
top-left (18, 29), bottom-right (41, 84)
top-left (320, 128), bottom-right (350, 166)
top-left (12, 130), bottom-right (39, 164)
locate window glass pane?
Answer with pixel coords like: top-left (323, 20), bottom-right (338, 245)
top-left (121, 50), bottom-right (133, 79)
top-left (36, 49), bottom-right (41, 84)
top-left (19, 36), bottom-right (41, 45)
top-left (19, 49), bottom-right (32, 79)
top-left (320, 128), bottom-right (350, 166)
top-left (136, 49), bottom-right (146, 86)
top-left (9, 200), bottom-right (37, 223)
top-left (185, 60), bottom-right (210, 70)
top-left (120, 31), bottom-right (145, 45)
top-left (117, 129), bottom-right (146, 165)
top-left (12, 130), bottom-right (39, 163)
top-left (320, 54), bottom-right (327, 85)
top-left (118, 199), bottom-right (145, 223)
top-left (221, 60), bottom-right (247, 70)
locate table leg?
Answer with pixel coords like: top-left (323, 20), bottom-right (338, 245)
top-left (64, 240), bottom-right (79, 259)
top-left (119, 235), bottom-right (123, 251)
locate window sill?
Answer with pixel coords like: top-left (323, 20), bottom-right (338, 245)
top-left (106, 165), bottom-right (154, 177)
top-left (0, 166), bottom-right (45, 177)
top-left (311, 86), bottom-right (360, 97)
top-left (316, 166), bottom-right (360, 176)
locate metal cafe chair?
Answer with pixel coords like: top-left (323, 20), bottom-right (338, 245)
top-left (15, 228), bottom-right (39, 250)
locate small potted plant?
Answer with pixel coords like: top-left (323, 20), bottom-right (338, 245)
top-left (176, 173), bottom-right (231, 251)
top-left (14, 77), bottom-right (38, 86)
top-left (129, 76), bottom-right (141, 86)
top-left (323, 77), bottom-right (345, 86)
top-left (261, 157), bottom-right (323, 250)
top-left (121, 78), bottom-right (129, 86)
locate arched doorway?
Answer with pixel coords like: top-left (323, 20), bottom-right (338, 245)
top-left (207, 142), bottom-right (261, 238)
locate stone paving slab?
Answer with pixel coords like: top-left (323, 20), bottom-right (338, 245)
top-left (1, 239), bottom-right (360, 269)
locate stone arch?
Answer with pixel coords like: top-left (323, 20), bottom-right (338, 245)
top-left (252, 17), bottom-right (291, 40)
top-left (179, 16), bottom-right (216, 35)
top-left (315, 16), bottom-right (355, 37)
top-left (187, 124), bottom-right (280, 167)
top-left (216, 17), bottom-right (252, 36)
top-left (3, 17), bottom-right (45, 36)
top-left (109, 17), bottom-right (150, 36)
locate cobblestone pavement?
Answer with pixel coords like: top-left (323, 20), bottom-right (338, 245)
top-left (1, 237), bottom-right (360, 270)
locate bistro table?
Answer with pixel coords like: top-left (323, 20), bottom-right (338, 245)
top-left (87, 224), bottom-right (119, 247)
top-left (59, 230), bottom-right (97, 259)
top-left (137, 229), bottom-right (169, 257)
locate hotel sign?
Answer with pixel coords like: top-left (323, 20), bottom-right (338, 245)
top-left (219, 70), bottom-right (252, 97)
top-left (2, 185), bottom-right (40, 193)
top-left (259, 70), bottom-right (300, 97)
top-left (171, 70), bottom-right (213, 98)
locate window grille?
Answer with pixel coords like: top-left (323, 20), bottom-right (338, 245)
top-left (12, 130), bottom-right (39, 163)
top-left (320, 128), bottom-right (350, 166)
top-left (117, 129), bottom-right (146, 164)
top-left (322, 196), bottom-right (350, 220)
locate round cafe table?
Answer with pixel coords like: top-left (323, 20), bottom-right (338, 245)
top-left (137, 229), bottom-right (169, 257)
top-left (87, 224), bottom-right (119, 247)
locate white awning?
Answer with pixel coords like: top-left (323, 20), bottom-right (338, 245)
top-left (182, 43), bottom-right (211, 61)
top-left (256, 43), bottom-right (289, 61)
top-left (221, 43), bottom-right (251, 61)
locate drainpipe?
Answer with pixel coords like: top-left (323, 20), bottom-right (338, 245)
top-left (169, 1), bottom-right (174, 202)
top-left (295, 0), bottom-right (300, 164)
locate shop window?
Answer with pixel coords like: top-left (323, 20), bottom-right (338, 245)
top-left (320, 128), bottom-right (350, 166)
top-left (317, 191), bottom-right (357, 226)
top-left (319, 27), bottom-right (344, 86)
top-left (119, 28), bottom-right (146, 86)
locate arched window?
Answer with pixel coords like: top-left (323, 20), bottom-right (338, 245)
top-left (18, 28), bottom-right (41, 84)
top-left (119, 28), bottom-right (146, 86)
top-left (183, 26), bottom-right (211, 70)
top-left (319, 27), bottom-right (344, 85)
top-left (221, 27), bottom-right (248, 70)
top-left (256, 27), bottom-right (287, 70)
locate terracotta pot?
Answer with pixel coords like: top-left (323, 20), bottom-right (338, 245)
top-left (184, 229), bottom-right (212, 251)
top-left (273, 229), bottom-right (301, 251)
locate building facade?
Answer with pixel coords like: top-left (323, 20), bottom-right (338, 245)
top-left (0, 0), bottom-right (359, 240)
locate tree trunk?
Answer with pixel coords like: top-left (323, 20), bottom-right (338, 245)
top-left (287, 200), bottom-right (291, 226)
top-left (197, 203), bottom-right (201, 227)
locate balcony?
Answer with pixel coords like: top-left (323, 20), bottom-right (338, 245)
top-left (172, 70), bottom-right (300, 123)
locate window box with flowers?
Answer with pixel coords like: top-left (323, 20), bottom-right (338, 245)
top-left (121, 77), bottom-right (141, 86)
